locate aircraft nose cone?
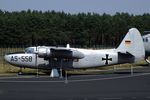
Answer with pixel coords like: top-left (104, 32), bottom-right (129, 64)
top-left (4, 54), bottom-right (11, 63)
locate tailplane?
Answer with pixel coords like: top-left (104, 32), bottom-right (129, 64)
top-left (117, 28), bottom-right (145, 62)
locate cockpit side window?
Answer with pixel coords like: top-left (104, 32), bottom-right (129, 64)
top-left (25, 48), bottom-right (34, 53)
top-left (143, 38), bottom-right (148, 42)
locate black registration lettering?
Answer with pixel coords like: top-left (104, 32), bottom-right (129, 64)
top-left (10, 56), bottom-right (32, 62)
top-left (11, 56), bottom-right (18, 62)
top-left (21, 56), bottom-right (32, 62)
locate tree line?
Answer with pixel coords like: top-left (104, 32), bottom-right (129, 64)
top-left (0, 9), bottom-right (150, 48)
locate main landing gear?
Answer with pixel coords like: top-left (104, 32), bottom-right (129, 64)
top-left (50, 59), bottom-right (67, 78)
top-left (50, 68), bottom-right (59, 77)
top-left (50, 68), bottom-right (66, 78)
top-left (50, 68), bottom-right (68, 83)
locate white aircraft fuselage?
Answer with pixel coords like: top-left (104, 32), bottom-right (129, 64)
top-left (5, 48), bottom-right (119, 69)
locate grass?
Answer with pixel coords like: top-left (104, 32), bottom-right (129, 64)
top-left (0, 62), bottom-right (37, 74)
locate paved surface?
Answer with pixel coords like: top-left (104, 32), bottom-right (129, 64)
top-left (0, 67), bottom-right (150, 100)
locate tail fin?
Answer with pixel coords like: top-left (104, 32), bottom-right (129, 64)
top-left (117, 28), bottom-right (145, 62)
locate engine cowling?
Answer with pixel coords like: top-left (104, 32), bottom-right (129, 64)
top-left (38, 47), bottom-right (51, 58)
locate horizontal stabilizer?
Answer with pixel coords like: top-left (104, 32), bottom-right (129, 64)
top-left (118, 52), bottom-right (134, 64)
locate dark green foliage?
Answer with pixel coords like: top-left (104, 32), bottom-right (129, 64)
top-left (0, 10), bottom-right (149, 48)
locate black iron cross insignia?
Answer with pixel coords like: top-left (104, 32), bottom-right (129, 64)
top-left (102, 54), bottom-right (112, 65)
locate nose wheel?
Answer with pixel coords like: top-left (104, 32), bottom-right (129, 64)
top-left (18, 67), bottom-right (23, 75)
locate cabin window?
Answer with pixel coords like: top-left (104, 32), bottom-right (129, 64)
top-left (63, 59), bottom-right (70, 62)
top-left (73, 59), bottom-right (79, 62)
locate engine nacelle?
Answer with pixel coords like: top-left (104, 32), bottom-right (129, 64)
top-left (37, 47), bottom-right (85, 59)
top-left (38, 47), bottom-right (51, 58)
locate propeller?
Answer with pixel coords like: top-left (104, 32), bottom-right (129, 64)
top-left (35, 45), bottom-right (38, 77)
top-left (32, 33), bottom-right (39, 77)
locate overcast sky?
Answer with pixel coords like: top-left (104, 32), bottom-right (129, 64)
top-left (0, 0), bottom-right (150, 15)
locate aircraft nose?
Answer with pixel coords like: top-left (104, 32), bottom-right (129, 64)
top-left (4, 54), bottom-right (11, 63)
